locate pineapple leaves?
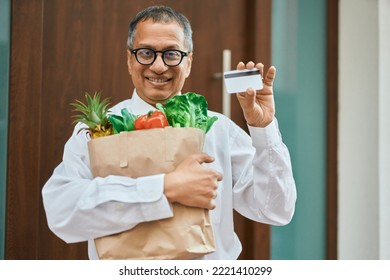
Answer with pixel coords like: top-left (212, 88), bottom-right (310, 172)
top-left (70, 91), bottom-right (113, 139)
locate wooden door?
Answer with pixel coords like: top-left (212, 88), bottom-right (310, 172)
top-left (6, 0), bottom-right (271, 259)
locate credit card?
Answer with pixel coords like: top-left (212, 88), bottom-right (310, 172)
top-left (223, 69), bottom-right (263, 94)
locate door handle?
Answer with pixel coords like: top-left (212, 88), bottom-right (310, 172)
top-left (213, 49), bottom-right (231, 117)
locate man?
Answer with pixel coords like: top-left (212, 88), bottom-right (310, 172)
top-left (42, 5), bottom-right (296, 259)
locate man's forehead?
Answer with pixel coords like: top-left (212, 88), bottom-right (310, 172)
top-left (133, 19), bottom-right (186, 46)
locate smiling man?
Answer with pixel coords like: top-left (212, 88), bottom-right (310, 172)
top-left (42, 5), bottom-right (297, 260)
top-left (126, 18), bottom-right (193, 104)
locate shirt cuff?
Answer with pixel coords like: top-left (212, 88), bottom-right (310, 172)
top-left (139, 174), bottom-right (173, 221)
top-left (79, 174), bottom-right (170, 210)
top-left (247, 118), bottom-right (282, 149)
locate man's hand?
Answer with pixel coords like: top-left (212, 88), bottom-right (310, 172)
top-left (235, 61), bottom-right (276, 127)
top-left (164, 153), bottom-right (222, 210)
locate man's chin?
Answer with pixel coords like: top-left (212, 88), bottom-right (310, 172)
top-left (141, 90), bottom-right (178, 105)
top-left (150, 89), bottom-right (180, 100)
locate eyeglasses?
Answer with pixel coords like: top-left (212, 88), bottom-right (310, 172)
top-left (130, 48), bottom-right (188, 67)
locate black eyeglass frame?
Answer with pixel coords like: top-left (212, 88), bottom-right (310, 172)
top-left (130, 48), bottom-right (189, 67)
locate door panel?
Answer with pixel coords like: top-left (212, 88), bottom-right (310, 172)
top-left (7, 0), bottom-right (271, 259)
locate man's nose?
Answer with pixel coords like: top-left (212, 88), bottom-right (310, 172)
top-left (150, 54), bottom-right (168, 73)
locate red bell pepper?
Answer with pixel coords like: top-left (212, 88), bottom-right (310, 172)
top-left (134, 110), bottom-right (169, 130)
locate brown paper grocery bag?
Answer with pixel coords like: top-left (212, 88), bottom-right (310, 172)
top-left (88, 127), bottom-right (216, 259)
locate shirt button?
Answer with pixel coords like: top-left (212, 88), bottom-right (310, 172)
top-left (148, 191), bottom-right (155, 196)
top-left (115, 202), bottom-right (123, 210)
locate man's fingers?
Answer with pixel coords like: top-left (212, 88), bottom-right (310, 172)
top-left (216, 171), bottom-right (223, 182)
top-left (255, 63), bottom-right (264, 77)
top-left (209, 199), bottom-right (216, 210)
top-left (246, 61), bottom-right (255, 69)
top-left (190, 153), bottom-right (223, 180)
top-left (237, 61), bottom-right (245, 70)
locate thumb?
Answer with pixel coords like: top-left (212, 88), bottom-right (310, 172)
top-left (263, 66), bottom-right (276, 87)
top-left (194, 153), bottom-right (215, 165)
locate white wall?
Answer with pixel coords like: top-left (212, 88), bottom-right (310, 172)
top-left (339, 0), bottom-right (390, 259)
top-left (378, 0), bottom-right (390, 260)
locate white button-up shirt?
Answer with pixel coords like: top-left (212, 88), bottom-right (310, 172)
top-left (42, 91), bottom-right (297, 260)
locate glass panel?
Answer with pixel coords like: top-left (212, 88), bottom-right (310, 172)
top-left (0, 0), bottom-right (11, 260)
top-left (271, 0), bottom-right (326, 259)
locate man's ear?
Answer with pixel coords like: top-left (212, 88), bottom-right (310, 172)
top-left (126, 50), bottom-right (132, 76)
top-left (185, 52), bottom-right (193, 78)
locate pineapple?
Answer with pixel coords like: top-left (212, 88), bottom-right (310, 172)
top-left (71, 91), bottom-right (113, 139)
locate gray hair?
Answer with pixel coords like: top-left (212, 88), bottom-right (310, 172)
top-left (127, 5), bottom-right (193, 52)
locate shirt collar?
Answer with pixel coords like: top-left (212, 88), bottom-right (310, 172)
top-left (129, 89), bottom-right (157, 115)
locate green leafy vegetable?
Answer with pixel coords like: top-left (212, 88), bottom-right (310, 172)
top-left (108, 108), bottom-right (138, 134)
top-left (157, 92), bottom-right (218, 133)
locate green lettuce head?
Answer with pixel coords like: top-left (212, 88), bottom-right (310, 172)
top-left (157, 92), bottom-right (218, 133)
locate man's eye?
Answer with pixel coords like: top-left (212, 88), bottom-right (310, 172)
top-left (139, 49), bottom-right (153, 57)
top-left (165, 51), bottom-right (180, 59)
